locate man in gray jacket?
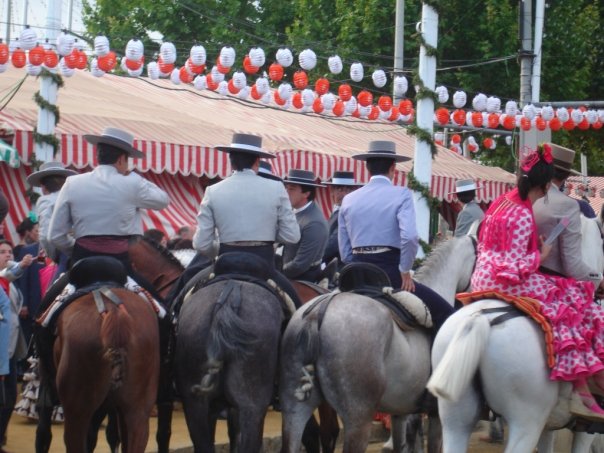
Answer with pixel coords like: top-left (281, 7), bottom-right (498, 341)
top-left (453, 179), bottom-right (484, 237)
top-left (282, 169), bottom-right (329, 282)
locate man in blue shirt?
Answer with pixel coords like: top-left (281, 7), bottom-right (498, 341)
top-left (338, 140), bottom-right (453, 330)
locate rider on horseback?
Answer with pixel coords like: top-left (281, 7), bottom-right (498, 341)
top-left (192, 133), bottom-right (303, 307)
top-left (338, 140), bottom-right (454, 331)
top-left (472, 143), bottom-right (604, 422)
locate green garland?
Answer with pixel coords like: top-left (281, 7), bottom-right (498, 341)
top-left (32, 69), bottom-right (63, 156)
top-left (33, 127), bottom-right (60, 151)
top-left (33, 92), bottom-right (60, 124)
top-left (406, 124), bottom-right (438, 157)
top-left (414, 33), bottom-right (438, 58)
top-left (407, 171), bottom-right (441, 211)
top-left (37, 68), bottom-right (65, 88)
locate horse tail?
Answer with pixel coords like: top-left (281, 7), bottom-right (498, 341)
top-left (427, 312), bottom-right (490, 402)
top-left (293, 314), bottom-right (321, 402)
top-left (100, 303), bottom-right (133, 390)
top-left (192, 281), bottom-right (257, 396)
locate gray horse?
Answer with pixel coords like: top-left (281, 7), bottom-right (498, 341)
top-left (279, 237), bottom-right (476, 453)
top-left (174, 275), bottom-right (284, 453)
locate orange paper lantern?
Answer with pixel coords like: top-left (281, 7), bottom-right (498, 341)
top-left (206, 74), bottom-right (219, 90)
top-left (352, 108), bottom-right (360, 118)
top-left (471, 112), bottom-right (483, 127)
top-left (11, 48), bottom-right (26, 68)
top-left (293, 71), bottom-right (308, 90)
top-left (548, 117), bottom-right (562, 131)
top-left (435, 107), bottom-right (449, 126)
top-left (452, 109), bottom-right (466, 126)
top-left (451, 134), bottom-right (462, 144)
top-left (76, 50), bottom-right (88, 70)
top-left (503, 115), bottom-right (516, 130)
top-left (520, 117), bottom-right (531, 131)
top-left (250, 84), bottom-right (261, 100)
top-left (315, 78), bottom-right (330, 95)
top-left (158, 57), bottom-right (174, 74)
top-left (593, 120), bottom-right (603, 130)
top-left (338, 84), bottom-right (352, 101)
top-left (388, 106), bottom-right (400, 122)
top-left (378, 96), bottom-right (393, 112)
top-left (577, 118), bottom-right (590, 130)
top-left (0, 42), bottom-right (8, 64)
top-left (268, 63), bottom-right (284, 81)
top-left (216, 58), bottom-right (230, 75)
top-left (483, 138), bottom-right (494, 149)
top-left (563, 119), bottom-right (575, 130)
top-left (357, 90), bottom-right (373, 107)
top-left (28, 45), bottom-right (45, 66)
top-left (312, 98), bottom-right (324, 114)
top-left (368, 106), bottom-right (380, 121)
top-left (535, 117), bottom-right (546, 131)
top-left (96, 51), bottom-right (116, 72)
top-left (125, 57), bottom-right (143, 71)
top-left (292, 92), bottom-right (303, 109)
top-left (186, 58), bottom-right (205, 74)
top-left (333, 100), bottom-right (345, 117)
top-left (398, 99), bottom-right (413, 115)
top-left (274, 91), bottom-right (286, 106)
top-left (180, 66), bottom-right (194, 84)
top-left (243, 56), bottom-right (259, 74)
top-left (487, 113), bottom-right (500, 129)
top-left (64, 50), bottom-right (79, 69)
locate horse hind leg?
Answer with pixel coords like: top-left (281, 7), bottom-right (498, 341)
top-left (281, 391), bottom-right (322, 453)
top-left (438, 385), bottom-right (481, 453)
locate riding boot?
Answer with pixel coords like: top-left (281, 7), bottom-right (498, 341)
top-left (33, 325), bottom-right (58, 409)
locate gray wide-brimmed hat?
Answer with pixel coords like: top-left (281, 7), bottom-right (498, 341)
top-left (27, 161), bottom-right (77, 187)
top-left (283, 169), bottom-right (326, 188)
top-left (258, 161), bottom-right (282, 181)
top-left (323, 171), bottom-right (362, 186)
top-left (216, 133), bottom-right (275, 159)
top-left (83, 127), bottom-right (145, 158)
top-left (549, 143), bottom-right (581, 176)
top-left (352, 140), bottom-right (411, 162)
top-left (449, 179), bottom-right (481, 195)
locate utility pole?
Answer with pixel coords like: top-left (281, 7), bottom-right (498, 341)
top-left (23, 0), bottom-right (29, 25)
top-left (393, 0), bottom-right (405, 102)
top-left (518, 0), bottom-right (533, 107)
top-left (68, 0), bottom-right (75, 31)
top-left (531, 0), bottom-right (545, 103)
top-left (4, 0), bottom-right (11, 43)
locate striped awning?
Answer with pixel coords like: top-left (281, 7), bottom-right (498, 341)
top-left (567, 176), bottom-right (604, 218)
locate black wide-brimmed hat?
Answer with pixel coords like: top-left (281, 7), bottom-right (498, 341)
top-left (258, 161), bottom-right (282, 181)
top-left (215, 133), bottom-right (275, 159)
top-left (352, 140), bottom-right (411, 162)
top-left (284, 169), bottom-right (325, 188)
top-left (27, 161), bottom-right (77, 187)
top-left (323, 171), bottom-right (362, 186)
top-left (549, 143), bottom-right (581, 176)
top-left (84, 127), bottom-right (145, 158)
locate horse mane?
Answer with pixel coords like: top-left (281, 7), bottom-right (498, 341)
top-left (415, 236), bottom-right (470, 282)
top-left (138, 235), bottom-right (185, 271)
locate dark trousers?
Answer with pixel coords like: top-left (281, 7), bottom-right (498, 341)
top-left (351, 249), bottom-right (454, 331)
top-left (219, 244), bottom-right (302, 308)
top-left (0, 358), bottom-right (17, 441)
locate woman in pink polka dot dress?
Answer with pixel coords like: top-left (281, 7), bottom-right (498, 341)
top-left (472, 145), bottom-right (604, 421)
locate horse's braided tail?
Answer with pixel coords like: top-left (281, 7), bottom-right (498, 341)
top-left (427, 312), bottom-right (490, 402)
top-left (294, 314), bottom-right (321, 401)
top-left (100, 303), bottom-right (132, 390)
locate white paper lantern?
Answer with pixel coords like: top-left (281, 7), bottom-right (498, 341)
top-left (540, 105), bottom-right (554, 121)
top-left (522, 104), bottom-right (536, 120)
top-left (56, 32), bottom-right (75, 56)
top-left (90, 58), bottom-right (105, 77)
top-left (147, 61), bottom-right (160, 80)
top-left (379, 108), bottom-right (391, 120)
top-left (277, 83), bottom-right (293, 101)
top-left (467, 135), bottom-right (478, 148)
top-left (350, 62), bottom-right (364, 82)
top-left (472, 93), bottom-right (487, 112)
top-left (248, 47), bottom-right (265, 67)
top-left (505, 136), bottom-right (513, 146)
top-left (598, 110), bottom-right (604, 122)
top-left (482, 112), bottom-right (489, 127)
top-left (453, 91), bottom-right (467, 109)
top-left (435, 86), bottom-right (449, 104)
top-left (400, 113), bottom-right (413, 123)
top-left (217, 80), bottom-right (229, 95)
top-left (261, 90), bottom-right (272, 104)
top-left (25, 61), bottom-right (42, 76)
top-left (120, 56), bottom-right (128, 72)
top-left (128, 65), bottom-right (144, 77)
top-left (298, 49), bottom-right (317, 71)
top-left (321, 93), bottom-right (336, 111)
top-left (232, 71), bottom-right (247, 90)
top-left (94, 35), bottom-right (110, 57)
top-left (159, 42), bottom-right (177, 64)
top-left (219, 46), bottom-right (236, 68)
top-left (193, 75), bottom-right (207, 90)
top-left (301, 89), bottom-right (315, 107)
top-left (169, 68), bottom-right (181, 85)
top-left (276, 47), bottom-right (293, 67)
top-left (59, 57), bottom-right (75, 77)
top-left (505, 100), bottom-right (518, 117)
top-left (190, 45), bottom-right (207, 66)
top-left (359, 105), bottom-right (372, 118)
top-left (254, 77), bottom-right (269, 96)
top-left (327, 55), bottom-right (343, 74)
top-left (211, 66), bottom-right (225, 83)
top-left (514, 114), bottom-right (523, 128)
top-left (19, 27), bottom-right (37, 51)
top-left (393, 76), bottom-right (408, 97)
top-left (486, 96), bottom-right (501, 113)
top-left (556, 107), bottom-right (569, 123)
top-left (465, 111), bottom-right (474, 127)
top-left (434, 132), bottom-right (444, 144)
top-left (125, 38), bottom-right (144, 61)
top-left (570, 108), bottom-right (583, 124)
top-left (238, 86), bottom-right (250, 100)
top-left (281, 98), bottom-right (292, 110)
top-left (586, 110), bottom-right (598, 124)
top-left (344, 96), bottom-right (358, 115)
top-left (371, 69), bottom-right (387, 88)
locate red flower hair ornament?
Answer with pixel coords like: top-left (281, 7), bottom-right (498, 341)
top-left (521, 143), bottom-right (553, 172)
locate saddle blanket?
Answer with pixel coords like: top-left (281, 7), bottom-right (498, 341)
top-left (40, 276), bottom-right (166, 327)
top-left (456, 290), bottom-right (555, 368)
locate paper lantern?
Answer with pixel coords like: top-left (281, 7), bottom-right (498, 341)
top-left (63, 49), bottom-right (79, 69)
top-left (217, 80), bottom-right (229, 95)
top-left (378, 96), bottom-right (393, 112)
top-left (371, 69), bottom-right (387, 88)
top-left (160, 42), bottom-right (177, 64)
top-left (206, 74), bottom-right (219, 91)
top-left (555, 107), bottom-right (569, 123)
top-left (505, 101), bottom-right (518, 116)
top-left (338, 84), bottom-right (352, 102)
top-left (502, 115), bottom-right (516, 130)
top-left (535, 117), bottom-right (547, 131)
top-left (350, 62), bottom-right (364, 82)
top-left (125, 38), bottom-right (143, 61)
top-left (505, 136), bottom-right (513, 146)
top-left (185, 58), bottom-right (205, 75)
top-left (453, 91), bottom-right (467, 109)
top-left (434, 132), bottom-right (444, 145)
top-left (215, 58), bottom-right (230, 75)
top-left (483, 138), bottom-right (495, 149)
top-left (250, 84), bottom-right (261, 100)
top-left (94, 35), bottom-right (110, 57)
top-left (570, 108), bottom-right (583, 124)
top-left (393, 76), bottom-right (408, 97)
top-left (520, 117), bottom-right (531, 131)
top-left (75, 49), bottom-right (88, 70)
top-left (333, 100), bottom-right (345, 117)
top-left (19, 26), bottom-right (37, 50)
top-left (59, 57), bottom-right (75, 77)
top-left (315, 78), bottom-right (330, 96)
top-left (243, 56), bottom-right (259, 74)
top-left (292, 92), bottom-right (303, 109)
top-left (312, 98), bottom-right (324, 114)
top-left (127, 65), bottom-right (143, 77)
top-left (90, 58), bottom-right (105, 77)
top-left (467, 136), bottom-right (478, 153)
top-left (268, 63), bottom-right (284, 81)
top-left (299, 49), bottom-right (317, 71)
top-left (487, 113), bottom-right (499, 129)
top-left (352, 108), bottom-right (361, 118)
top-left (398, 99), bottom-right (413, 115)
top-left (232, 71), bottom-right (247, 90)
top-left (11, 48), bottom-right (26, 68)
top-left (238, 86), bottom-right (250, 100)
top-left (228, 79), bottom-right (241, 94)
top-left (379, 107), bottom-right (391, 121)
top-left (357, 90), bottom-right (373, 107)
top-left (94, 51), bottom-right (115, 72)
top-left (435, 107), bottom-right (449, 125)
top-left (125, 57), bottom-right (143, 71)
top-left (147, 61), bottom-right (159, 79)
top-left (368, 106), bottom-right (380, 121)
top-left (158, 57), bottom-right (174, 75)
top-left (210, 65), bottom-right (225, 82)
top-left (293, 71), bottom-right (308, 90)
top-left (278, 82), bottom-right (293, 101)
top-left (471, 111), bottom-right (483, 127)
top-left (599, 109), bottom-right (604, 122)
top-left (452, 109), bottom-right (466, 126)
top-left (593, 120), bottom-right (603, 130)
top-left (190, 45), bottom-right (207, 65)
top-left (178, 66), bottom-right (193, 84)
top-left (301, 89), bottom-right (315, 107)
top-left (451, 134), bottom-right (462, 145)
top-left (56, 32), bottom-right (75, 56)
top-left (586, 110), bottom-right (598, 124)
top-left (8, 38), bottom-right (20, 53)
top-left (248, 47), bottom-right (265, 67)
top-left (0, 42), bottom-right (8, 65)
top-left (541, 105), bottom-right (554, 121)
top-left (255, 77), bottom-right (269, 95)
top-left (25, 61), bottom-right (41, 76)
top-left (192, 74), bottom-right (205, 90)
top-left (219, 46), bottom-right (236, 68)
top-left (276, 47), bottom-right (293, 67)
top-left (321, 93), bottom-right (335, 111)
top-left (435, 86), bottom-right (449, 104)
top-left (388, 106), bottom-right (400, 122)
top-left (328, 55), bottom-right (343, 74)
top-left (563, 119), bottom-right (575, 130)
top-left (345, 97), bottom-right (358, 115)
top-left (521, 104), bottom-right (535, 120)
top-left (28, 45), bottom-right (45, 66)
top-left (486, 96), bottom-right (500, 113)
top-left (577, 118), bottom-right (590, 130)
top-left (472, 93), bottom-right (487, 112)
top-left (548, 117), bottom-right (562, 131)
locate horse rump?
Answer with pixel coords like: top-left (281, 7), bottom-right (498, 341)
top-left (100, 301), bottom-right (134, 390)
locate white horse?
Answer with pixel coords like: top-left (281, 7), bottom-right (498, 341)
top-left (427, 215), bottom-right (604, 453)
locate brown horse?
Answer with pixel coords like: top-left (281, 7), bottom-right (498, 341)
top-left (54, 287), bottom-right (159, 453)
